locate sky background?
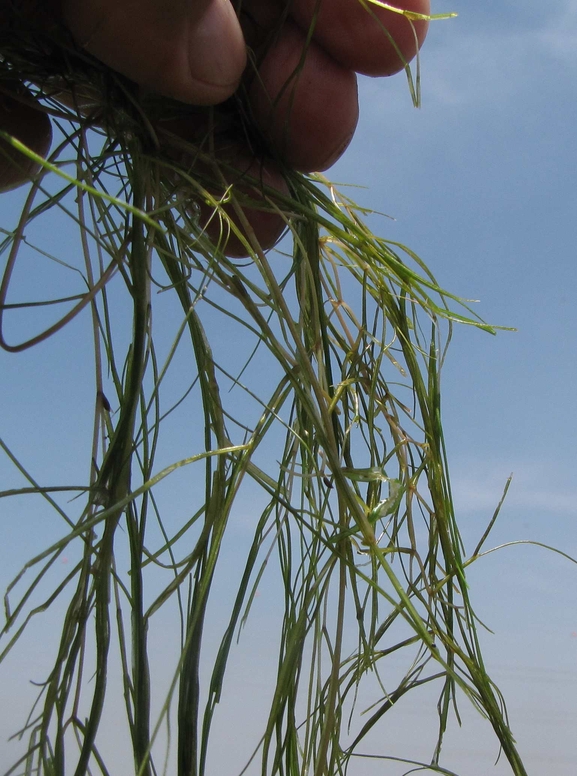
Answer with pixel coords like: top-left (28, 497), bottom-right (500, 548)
top-left (1, 1), bottom-right (577, 774)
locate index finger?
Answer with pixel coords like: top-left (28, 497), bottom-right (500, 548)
top-left (288, 0), bottom-right (430, 76)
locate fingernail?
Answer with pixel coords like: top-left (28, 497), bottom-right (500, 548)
top-left (187, 0), bottom-right (247, 102)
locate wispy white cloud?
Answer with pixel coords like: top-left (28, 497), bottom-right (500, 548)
top-left (538, 1), bottom-right (577, 62)
top-left (417, 2), bottom-right (577, 108)
top-left (450, 461), bottom-right (577, 517)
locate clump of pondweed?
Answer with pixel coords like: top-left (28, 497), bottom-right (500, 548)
top-left (0, 5), bottom-right (531, 776)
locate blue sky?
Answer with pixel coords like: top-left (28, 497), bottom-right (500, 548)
top-left (1, 2), bottom-right (577, 774)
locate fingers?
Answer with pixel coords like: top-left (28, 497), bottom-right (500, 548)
top-left (0, 0), bottom-right (431, 254)
top-left (62, 0), bottom-right (247, 105)
top-left (60, 0), bottom-right (427, 171)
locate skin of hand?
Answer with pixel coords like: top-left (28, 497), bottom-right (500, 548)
top-left (0, 0), bottom-right (430, 255)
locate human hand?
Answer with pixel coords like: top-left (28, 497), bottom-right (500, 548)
top-left (0, 0), bottom-right (430, 254)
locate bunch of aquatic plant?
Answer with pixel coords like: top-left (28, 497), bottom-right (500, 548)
top-left (0, 5), bottom-right (531, 776)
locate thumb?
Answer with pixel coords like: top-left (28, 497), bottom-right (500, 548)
top-left (62, 0), bottom-right (247, 105)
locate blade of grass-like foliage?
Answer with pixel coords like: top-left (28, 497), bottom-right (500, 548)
top-left (0, 9), bottom-right (544, 776)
